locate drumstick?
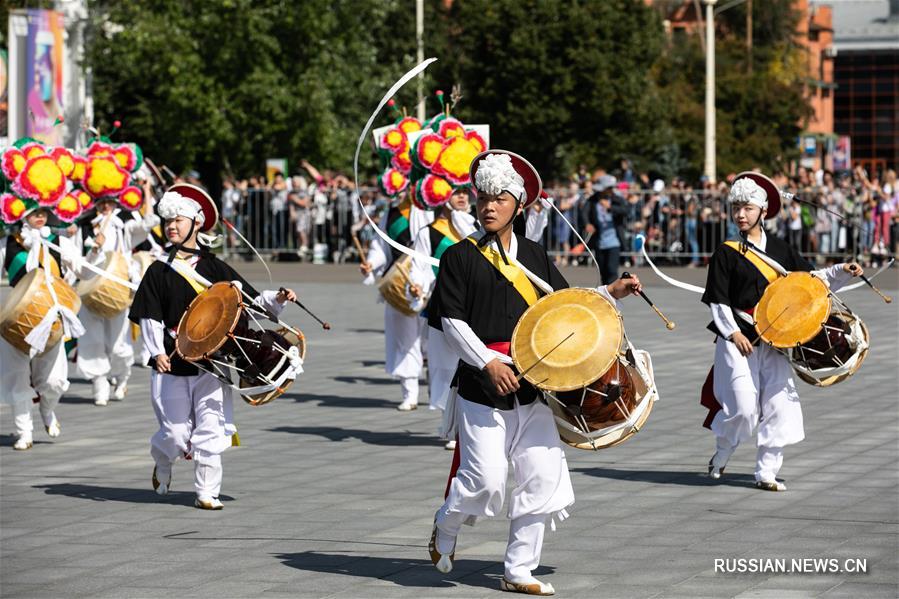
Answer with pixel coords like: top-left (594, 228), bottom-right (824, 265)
top-left (850, 265), bottom-right (893, 303)
top-left (621, 272), bottom-right (675, 330)
top-left (351, 232), bottom-right (370, 268)
top-left (279, 288), bottom-right (331, 330)
top-left (516, 332), bottom-right (575, 382)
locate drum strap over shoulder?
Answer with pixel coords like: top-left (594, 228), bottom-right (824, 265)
top-left (467, 236), bottom-right (540, 307)
top-left (723, 240), bottom-right (780, 284)
top-left (171, 257), bottom-right (207, 294)
top-left (430, 219), bottom-right (460, 275)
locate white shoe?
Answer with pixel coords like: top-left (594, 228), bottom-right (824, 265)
top-left (195, 496), bottom-right (224, 510)
top-left (13, 435), bottom-right (33, 451)
top-left (500, 577), bottom-right (555, 595)
top-left (93, 377), bottom-right (110, 406)
top-left (44, 415), bottom-right (61, 438)
top-left (429, 518), bottom-right (456, 574)
top-left (444, 439), bottom-right (457, 451)
top-left (756, 480), bottom-right (787, 492)
top-left (708, 452), bottom-right (728, 479)
top-left (152, 466), bottom-right (171, 496)
top-left (397, 399), bottom-right (418, 411)
top-left (112, 378), bottom-right (128, 401)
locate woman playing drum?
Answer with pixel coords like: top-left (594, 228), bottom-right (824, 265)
top-left (1, 200), bottom-right (83, 451)
top-left (128, 184), bottom-right (298, 510)
top-left (701, 172), bottom-right (864, 491)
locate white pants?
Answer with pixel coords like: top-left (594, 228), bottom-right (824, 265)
top-left (711, 339), bottom-right (803, 480)
top-left (383, 303), bottom-right (424, 379)
top-left (437, 397), bottom-right (574, 582)
top-left (76, 308), bottom-right (134, 381)
top-left (149, 371), bottom-right (235, 487)
top-left (0, 337), bottom-right (68, 438)
top-left (426, 325), bottom-right (457, 413)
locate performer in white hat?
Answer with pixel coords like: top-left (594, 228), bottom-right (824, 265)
top-left (426, 150), bottom-right (641, 595)
top-left (74, 190), bottom-right (160, 406)
top-left (701, 172), bottom-right (864, 491)
top-left (129, 183), bottom-right (298, 510)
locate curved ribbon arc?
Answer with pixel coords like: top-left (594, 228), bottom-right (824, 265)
top-left (221, 217), bottom-right (273, 285)
top-left (836, 258), bottom-right (894, 293)
top-left (353, 58), bottom-right (440, 269)
top-left (636, 234), bottom-right (706, 294)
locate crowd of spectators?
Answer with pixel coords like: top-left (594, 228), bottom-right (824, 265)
top-left (216, 158), bottom-right (898, 270)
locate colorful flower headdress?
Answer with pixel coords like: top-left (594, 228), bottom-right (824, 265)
top-left (1, 137), bottom-right (78, 224)
top-left (79, 120), bottom-right (145, 212)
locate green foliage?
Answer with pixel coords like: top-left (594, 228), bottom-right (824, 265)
top-left (76, 0), bottom-right (812, 185)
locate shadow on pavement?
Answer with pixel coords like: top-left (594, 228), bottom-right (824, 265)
top-left (571, 466), bottom-right (757, 488)
top-left (268, 426), bottom-right (444, 447)
top-left (282, 392), bottom-right (398, 409)
top-left (273, 552), bottom-right (554, 590)
top-left (0, 434), bottom-right (50, 447)
top-left (346, 328), bottom-right (385, 334)
top-left (33, 483), bottom-right (234, 505)
top-left (332, 375), bottom-right (398, 386)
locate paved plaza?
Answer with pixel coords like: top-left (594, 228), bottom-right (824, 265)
top-left (1, 266), bottom-right (897, 598)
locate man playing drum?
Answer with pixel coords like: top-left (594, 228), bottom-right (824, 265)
top-left (1, 202), bottom-right (82, 450)
top-left (426, 150), bottom-right (641, 595)
top-left (701, 172), bottom-right (864, 491)
top-left (360, 195), bottom-right (432, 411)
top-left (128, 184), bottom-right (298, 510)
top-left (75, 192), bottom-right (159, 406)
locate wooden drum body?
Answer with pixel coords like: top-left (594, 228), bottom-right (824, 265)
top-left (1, 268), bottom-right (81, 355)
top-left (77, 252), bottom-right (133, 318)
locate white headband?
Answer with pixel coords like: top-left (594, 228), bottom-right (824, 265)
top-left (728, 177), bottom-right (767, 209)
top-left (158, 190), bottom-right (205, 224)
top-left (474, 153), bottom-right (525, 204)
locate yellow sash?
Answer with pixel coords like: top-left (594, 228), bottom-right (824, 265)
top-left (172, 257), bottom-right (206, 294)
top-left (724, 240), bottom-right (779, 284)
top-left (430, 217), bottom-right (460, 243)
top-left (468, 237), bottom-right (539, 306)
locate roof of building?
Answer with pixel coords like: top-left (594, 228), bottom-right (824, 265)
top-left (810, 0), bottom-right (899, 50)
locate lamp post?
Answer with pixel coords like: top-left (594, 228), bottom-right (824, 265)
top-left (703, 0), bottom-right (718, 183)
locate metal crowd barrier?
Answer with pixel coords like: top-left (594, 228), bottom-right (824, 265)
top-left (220, 186), bottom-right (869, 264)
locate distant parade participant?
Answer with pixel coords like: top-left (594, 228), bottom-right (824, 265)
top-left (701, 172), bottom-right (863, 491)
top-left (426, 150), bottom-right (641, 595)
top-left (129, 184), bottom-right (298, 509)
top-left (1, 190), bottom-right (84, 450)
top-left (75, 192), bottom-right (159, 405)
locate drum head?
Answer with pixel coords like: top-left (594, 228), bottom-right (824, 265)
top-left (511, 288), bottom-right (622, 392)
top-left (756, 272), bottom-right (830, 348)
top-left (176, 282), bottom-right (243, 360)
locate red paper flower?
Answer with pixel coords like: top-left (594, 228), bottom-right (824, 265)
top-left (1, 193), bottom-right (28, 224)
top-left (437, 118), bottom-right (465, 139)
top-left (84, 155), bottom-right (129, 198)
top-left (14, 155), bottom-right (67, 206)
top-left (379, 128), bottom-right (407, 154)
top-left (119, 186), bottom-right (143, 210)
top-left (414, 133), bottom-right (446, 170)
top-left (430, 133), bottom-right (486, 186)
top-left (51, 147), bottom-right (76, 177)
top-left (69, 156), bottom-right (88, 182)
top-left (397, 117), bottom-right (422, 135)
top-left (391, 143), bottom-right (413, 174)
top-left (1, 148), bottom-right (27, 180)
top-left (418, 174), bottom-right (454, 208)
top-left (55, 192), bottom-right (84, 222)
top-left (380, 168), bottom-right (409, 197)
top-left (21, 143), bottom-right (47, 161)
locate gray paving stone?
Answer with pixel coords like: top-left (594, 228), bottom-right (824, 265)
top-left (1, 279), bottom-right (896, 598)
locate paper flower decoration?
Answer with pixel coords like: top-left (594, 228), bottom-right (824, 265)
top-left (397, 117), bottom-right (422, 135)
top-left (71, 188), bottom-right (93, 211)
top-left (119, 186), bottom-right (143, 210)
top-left (84, 155), bottom-right (129, 198)
top-left (88, 141), bottom-right (137, 173)
top-left (412, 133), bottom-right (446, 171)
top-left (436, 118), bottom-right (466, 140)
top-left (14, 155), bottom-right (67, 206)
top-left (51, 147), bottom-right (76, 177)
top-left (69, 156), bottom-right (88, 182)
top-left (430, 131), bottom-right (487, 185)
top-left (1, 193), bottom-right (33, 224)
top-left (21, 142), bottom-right (47, 161)
top-left (379, 128), bottom-right (407, 154)
top-left (391, 144), bottom-right (413, 174)
top-left (55, 191), bottom-right (84, 222)
top-left (416, 174), bottom-right (454, 208)
top-left (379, 168), bottom-right (409, 197)
top-left (1, 148), bottom-right (27, 181)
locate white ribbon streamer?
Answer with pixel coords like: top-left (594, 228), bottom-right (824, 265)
top-left (352, 58), bottom-right (440, 268)
top-left (636, 234), bottom-right (706, 294)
